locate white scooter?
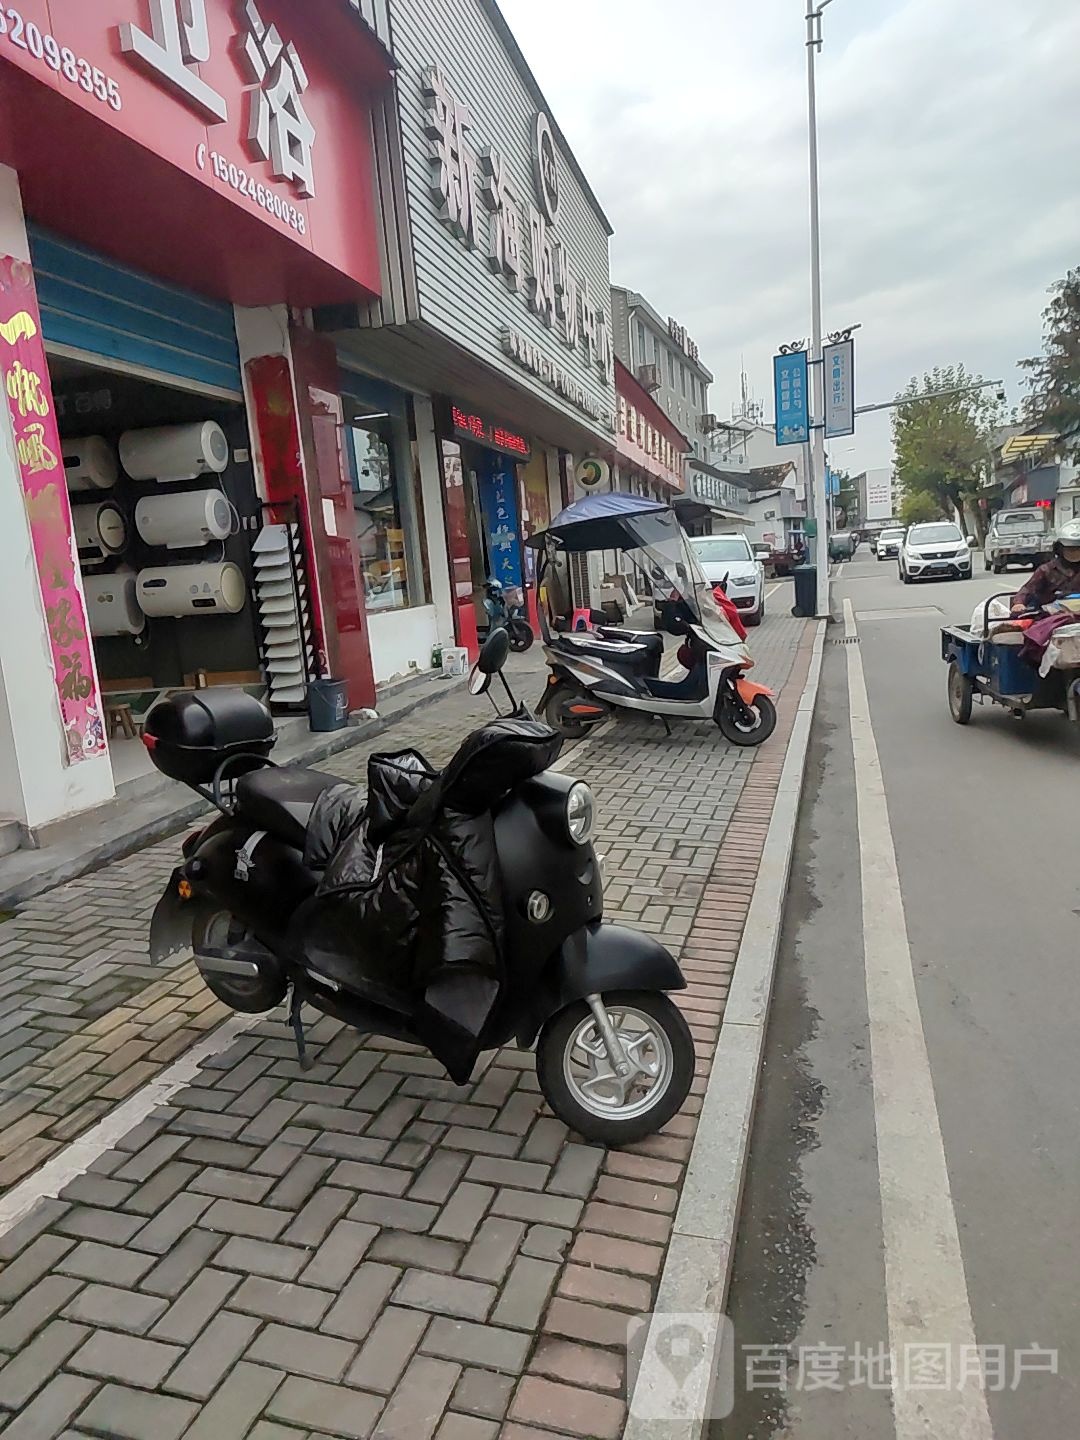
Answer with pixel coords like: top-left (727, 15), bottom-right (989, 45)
top-left (533, 495), bottom-right (777, 746)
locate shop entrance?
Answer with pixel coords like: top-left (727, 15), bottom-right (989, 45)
top-left (47, 351), bottom-right (261, 791)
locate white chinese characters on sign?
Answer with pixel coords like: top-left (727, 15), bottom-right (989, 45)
top-left (120, 0), bottom-right (227, 122)
top-left (240, 1), bottom-right (317, 198)
top-left (118, 0), bottom-right (317, 199)
top-left (423, 66), bottom-right (477, 248)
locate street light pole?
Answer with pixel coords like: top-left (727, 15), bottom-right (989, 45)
top-left (806, 0), bottom-right (833, 618)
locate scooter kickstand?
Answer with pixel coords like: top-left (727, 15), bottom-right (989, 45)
top-left (661, 717), bottom-right (673, 737)
top-left (288, 985), bottom-right (314, 1071)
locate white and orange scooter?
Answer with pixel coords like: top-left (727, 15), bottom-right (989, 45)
top-left (532, 494), bottom-right (777, 747)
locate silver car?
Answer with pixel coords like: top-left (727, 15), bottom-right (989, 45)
top-left (984, 508), bottom-right (1054, 574)
top-left (688, 533), bottom-right (766, 626)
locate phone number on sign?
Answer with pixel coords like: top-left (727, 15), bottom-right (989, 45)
top-left (0, 9), bottom-right (122, 110)
top-left (199, 147), bottom-right (307, 236)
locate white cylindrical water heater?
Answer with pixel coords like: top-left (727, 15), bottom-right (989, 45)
top-left (63, 436), bottom-right (119, 492)
top-left (119, 421), bottom-right (230, 483)
top-left (136, 562), bottom-right (247, 617)
top-left (73, 502), bottom-right (128, 563)
top-left (135, 490), bottom-right (233, 549)
top-left (83, 572), bottom-right (145, 637)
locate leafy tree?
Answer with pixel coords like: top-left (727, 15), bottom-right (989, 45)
top-left (1021, 268), bottom-right (1080, 460)
top-left (898, 490), bottom-right (942, 526)
top-left (892, 365), bottom-right (1003, 542)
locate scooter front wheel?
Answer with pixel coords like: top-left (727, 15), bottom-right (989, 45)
top-left (716, 692), bottom-right (777, 747)
top-left (536, 991), bottom-right (694, 1145)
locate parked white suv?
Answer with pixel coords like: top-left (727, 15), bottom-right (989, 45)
top-left (899, 522), bottom-right (973, 583)
top-left (688, 534), bottom-right (766, 626)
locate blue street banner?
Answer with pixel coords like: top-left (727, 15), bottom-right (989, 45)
top-left (826, 465), bottom-right (840, 496)
top-left (823, 338), bottom-right (855, 438)
top-left (478, 454), bottom-right (524, 590)
top-left (774, 351), bottom-right (810, 446)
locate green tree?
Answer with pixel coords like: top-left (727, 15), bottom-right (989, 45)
top-left (898, 490), bottom-right (943, 526)
top-left (1021, 267), bottom-right (1080, 460)
top-left (892, 365), bottom-right (1003, 543)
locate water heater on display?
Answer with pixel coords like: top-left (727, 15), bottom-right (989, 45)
top-left (119, 421), bottom-right (230, 483)
top-left (63, 436), bottom-right (119, 492)
top-left (136, 562), bottom-right (247, 618)
top-left (83, 572), bottom-right (145, 637)
top-left (73, 501), bottom-right (128, 564)
top-left (135, 490), bottom-right (234, 549)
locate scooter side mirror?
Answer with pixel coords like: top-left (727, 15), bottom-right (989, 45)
top-left (476, 625), bottom-right (510, 675)
top-left (468, 666), bottom-right (492, 697)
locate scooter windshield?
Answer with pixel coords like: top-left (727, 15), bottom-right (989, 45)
top-left (618, 512), bottom-right (748, 652)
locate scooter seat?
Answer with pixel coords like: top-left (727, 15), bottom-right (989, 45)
top-left (596, 628), bottom-right (663, 661)
top-left (554, 633), bottom-right (649, 663)
top-left (236, 766), bottom-right (341, 850)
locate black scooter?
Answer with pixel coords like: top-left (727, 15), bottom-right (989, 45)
top-left (145, 629), bottom-right (694, 1144)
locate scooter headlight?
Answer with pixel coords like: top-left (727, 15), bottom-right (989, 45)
top-left (566, 783), bottom-right (595, 846)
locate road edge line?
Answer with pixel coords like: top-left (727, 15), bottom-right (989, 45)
top-left (0, 1013), bottom-right (262, 1239)
top-left (624, 618), bottom-right (827, 1439)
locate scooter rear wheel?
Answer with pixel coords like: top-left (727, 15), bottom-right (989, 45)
top-left (195, 911), bottom-right (287, 1013)
top-left (541, 681), bottom-right (601, 739)
top-left (536, 991), bottom-right (694, 1145)
top-left (716, 693), bottom-right (778, 746)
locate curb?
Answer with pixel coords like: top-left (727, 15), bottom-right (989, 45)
top-left (0, 674), bottom-right (465, 913)
top-left (624, 619), bottom-right (827, 1438)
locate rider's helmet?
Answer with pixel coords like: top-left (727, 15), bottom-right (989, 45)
top-left (1054, 518), bottom-right (1080, 563)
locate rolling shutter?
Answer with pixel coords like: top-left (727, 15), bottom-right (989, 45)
top-left (27, 226), bottom-right (242, 395)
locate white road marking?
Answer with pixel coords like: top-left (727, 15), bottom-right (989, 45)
top-left (843, 597), bottom-right (994, 1440)
top-left (0, 1012), bottom-right (261, 1239)
top-left (766, 582), bottom-right (784, 600)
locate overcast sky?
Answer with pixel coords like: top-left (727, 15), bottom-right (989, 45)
top-left (498, 0), bottom-right (1080, 473)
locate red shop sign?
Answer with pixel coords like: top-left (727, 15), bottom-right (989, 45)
top-left (0, 1), bottom-right (384, 299)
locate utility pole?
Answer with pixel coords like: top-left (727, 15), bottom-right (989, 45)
top-left (806, 0), bottom-right (833, 618)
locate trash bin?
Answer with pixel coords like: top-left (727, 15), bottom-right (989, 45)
top-left (791, 563), bottom-right (817, 618)
top-left (308, 678), bottom-right (349, 732)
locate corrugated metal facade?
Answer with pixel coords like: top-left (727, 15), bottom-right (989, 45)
top-left (384, 0), bottom-right (616, 444)
top-left (28, 227), bottom-right (242, 396)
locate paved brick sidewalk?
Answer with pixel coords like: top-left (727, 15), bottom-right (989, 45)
top-left (0, 614), bottom-right (813, 1440)
top-left (0, 653), bottom-right (551, 1192)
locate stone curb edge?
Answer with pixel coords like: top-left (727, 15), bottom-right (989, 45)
top-left (623, 619), bottom-right (828, 1439)
top-left (0, 673), bottom-right (466, 913)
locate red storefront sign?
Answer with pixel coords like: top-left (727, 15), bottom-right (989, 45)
top-left (0, 0), bottom-right (386, 305)
top-left (0, 254), bottom-right (105, 764)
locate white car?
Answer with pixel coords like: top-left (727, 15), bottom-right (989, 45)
top-left (876, 527), bottom-right (905, 560)
top-left (688, 533), bottom-right (765, 626)
top-left (898, 521), bottom-right (973, 583)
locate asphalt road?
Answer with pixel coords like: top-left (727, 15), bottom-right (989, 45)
top-left (715, 552), bottom-right (1080, 1440)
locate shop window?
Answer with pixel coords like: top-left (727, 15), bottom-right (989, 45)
top-left (346, 408), bottom-right (427, 613)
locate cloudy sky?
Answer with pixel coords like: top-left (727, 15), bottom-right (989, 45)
top-left (498, 0), bottom-right (1080, 472)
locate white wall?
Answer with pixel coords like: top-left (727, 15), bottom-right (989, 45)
top-left (0, 165), bottom-right (115, 830)
top-left (368, 604), bottom-right (439, 685)
top-left (412, 394), bottom-right (456, 650)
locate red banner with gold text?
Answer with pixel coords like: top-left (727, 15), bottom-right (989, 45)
top-left (0, 255), bottom-right (106, 764)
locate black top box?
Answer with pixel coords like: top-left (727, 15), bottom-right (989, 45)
top-left (143, 688), bottom-right (276, 785)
